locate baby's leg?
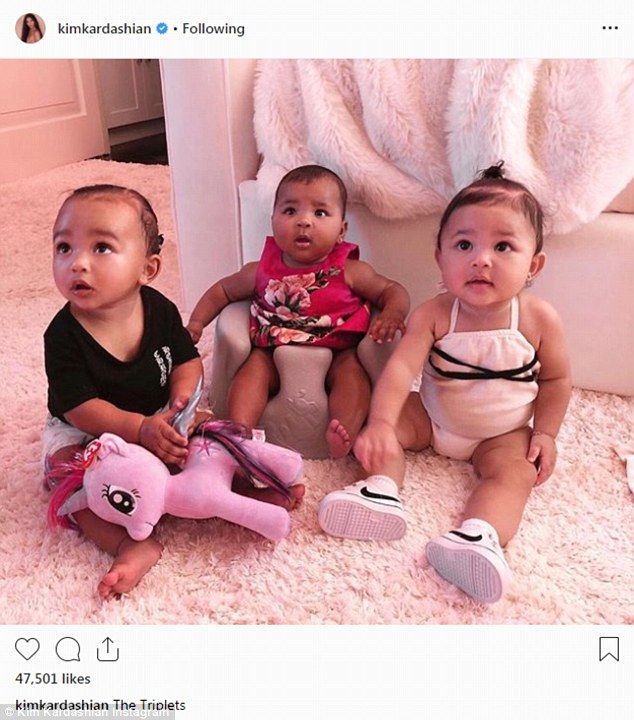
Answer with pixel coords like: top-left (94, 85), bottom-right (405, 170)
top-left (325, 349), bottom-right (372, 458)
top-left (227, 349), bottom-right (304, 508)
top-left (46, 444), bottom-right (161, 598)
top-left (227, 348), bottom-right (279, 428)
top-left (360, 392), bottom-right (432, 487)
top-left (72, 508), bottom-right (163, 601)
top-left (467, 426), bottom-right (537, 545)
top-left (231, 474), bottom-right (305, 510)
top-left (318, 393), bottom-right (431, 541)
top-left (425, 427), bottom-right (536, 603)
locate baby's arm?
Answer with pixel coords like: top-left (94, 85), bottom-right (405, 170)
top-left (527, 300), bottom-right (572, 484)
top-left (65, 400), bottom-right (187, 465)
top-left (169, 357), bottom-right (203, 408)
top-left (64, 359), bottom-right (204, 465)
top-left (139, 354), bottom-right (206, 456)
top-left (354, 301), bottom-right (436, 470)
top-left (186, 263), bottom-right (258, 343)
top-left (345, 260), bottom-right (410, 343)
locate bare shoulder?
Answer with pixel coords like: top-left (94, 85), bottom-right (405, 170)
top-left (344, 258), bottom-right (378, 285)
top-left (239, 261), bottom-right (259, 276)
top-left (344, 259), bottom-right (393, 300)
top-left (223, 261), bottom-right (259, 282)
top-left (519, 292), bottom-right (566, 348)
top-left (408, 294), bottom-right (449, 338)
top-left (222, 261), bottom-right (259, 300)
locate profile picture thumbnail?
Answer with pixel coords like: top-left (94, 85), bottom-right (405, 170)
top-left (16, 13), bottom-right (46, 43)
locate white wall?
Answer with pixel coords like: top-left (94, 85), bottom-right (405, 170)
top-left (162, 59), bottom-right (259, 311)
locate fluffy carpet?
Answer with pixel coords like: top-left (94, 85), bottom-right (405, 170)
top-left (1, 160), bottom-right (632, 624)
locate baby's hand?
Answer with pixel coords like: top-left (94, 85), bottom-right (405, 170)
top-left (186, 320), bottom-right (204, 344)
top-left (527, 431), bottom-right (557, 485)
top-left (368, 311), bottom-right (406, 344)
top-left (170, 392), bottom-right (200, 437)
top-left (353, 420), bottom-right (400, 473)
top-left (138, 404), bottom-right (189, 465)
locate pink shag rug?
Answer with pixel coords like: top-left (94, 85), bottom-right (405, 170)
top-left (1, 160), bottom-right (632, 624)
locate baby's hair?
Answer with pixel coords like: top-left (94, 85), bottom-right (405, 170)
top-left (61, 184), bottom-right (164, 255)
top-left (274, 164), bottom-right (348, 217)
top-left (437, 161), bottom-right (544, 253)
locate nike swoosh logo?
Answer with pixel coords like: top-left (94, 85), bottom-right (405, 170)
top-left (360, 487), bottom-right (400, 503)
top-left (449, 530), bottom-right (483, 542)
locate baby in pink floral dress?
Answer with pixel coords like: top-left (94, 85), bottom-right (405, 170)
top-left (187, 165), bottom-right (409, 459)
top-left (250, 236), bottom-right (371, 349)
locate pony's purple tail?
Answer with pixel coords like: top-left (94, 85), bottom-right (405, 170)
top-left (195, 420), bottom-right (291, 499)
top-left (46, 458), bottom-right (85, 530)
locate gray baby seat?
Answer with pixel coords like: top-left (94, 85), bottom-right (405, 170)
top-left (208, 300), bottom-right (396, 458)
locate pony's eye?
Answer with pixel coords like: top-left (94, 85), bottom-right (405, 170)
top-left (106, 486), bottom-right (137, 515)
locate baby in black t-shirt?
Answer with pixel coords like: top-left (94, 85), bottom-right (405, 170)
top-left (44, 185), bottom-right (204, 600)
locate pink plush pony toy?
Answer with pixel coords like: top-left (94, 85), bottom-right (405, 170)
top-left (48, 422), bottom-right (303, 541)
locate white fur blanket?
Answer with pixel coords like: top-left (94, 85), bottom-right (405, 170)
top-left (254, 59), bottom-right (634, 235)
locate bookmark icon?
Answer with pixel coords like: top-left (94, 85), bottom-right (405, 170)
top-left (599, 637), bottom-right (619, 662)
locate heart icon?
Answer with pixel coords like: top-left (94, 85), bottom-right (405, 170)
top-left (15, 637), bottom-right (40, 661)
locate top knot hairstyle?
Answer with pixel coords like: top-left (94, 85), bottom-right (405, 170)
top-left (61, 184), bottom-right (165, 255)
top-left (274, 165), bottom-right (348, 218)
top-left (437, 161), bottom-right (544, 253)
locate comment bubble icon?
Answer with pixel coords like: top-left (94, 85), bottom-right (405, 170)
top-left (55, 636), bottom-right (81, 662)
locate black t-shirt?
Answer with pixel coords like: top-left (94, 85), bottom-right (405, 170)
top-left (44, 286), bottom-right (199, 420)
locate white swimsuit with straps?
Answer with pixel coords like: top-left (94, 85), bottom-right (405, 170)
top-left (420, 296), bottom-right (539, 460)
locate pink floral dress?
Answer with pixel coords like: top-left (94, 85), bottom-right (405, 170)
top-left (250, 237), bottom-right (371, 349)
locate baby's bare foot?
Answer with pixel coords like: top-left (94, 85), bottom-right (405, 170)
top-left (326, 419), bottom-right (352, 459)
top-left (288, 483), bottom-right (305, 510)
top-left (239, 483), bottom-right (305, 510)
top-left (233, 470), bottom-right (305, 510)
top-left (97, 537), bottom-right (163, 601)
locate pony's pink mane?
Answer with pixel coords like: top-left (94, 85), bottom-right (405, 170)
top-left (196, 420), bottom-right (291, 499)
top-left (46, 457), bottom-right (86, 530)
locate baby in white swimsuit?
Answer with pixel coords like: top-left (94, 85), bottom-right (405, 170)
top-left (420, 295), bottom-right (539, 460)
top-left (327, 163), bottom-right (572, 604)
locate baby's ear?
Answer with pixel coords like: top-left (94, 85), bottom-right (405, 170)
top-left (140, 254), bottom-right (161, 285)
top-left (529, 251), bottom-right (546, 281)
top-left (338, 219), bottom-right (348, 242)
